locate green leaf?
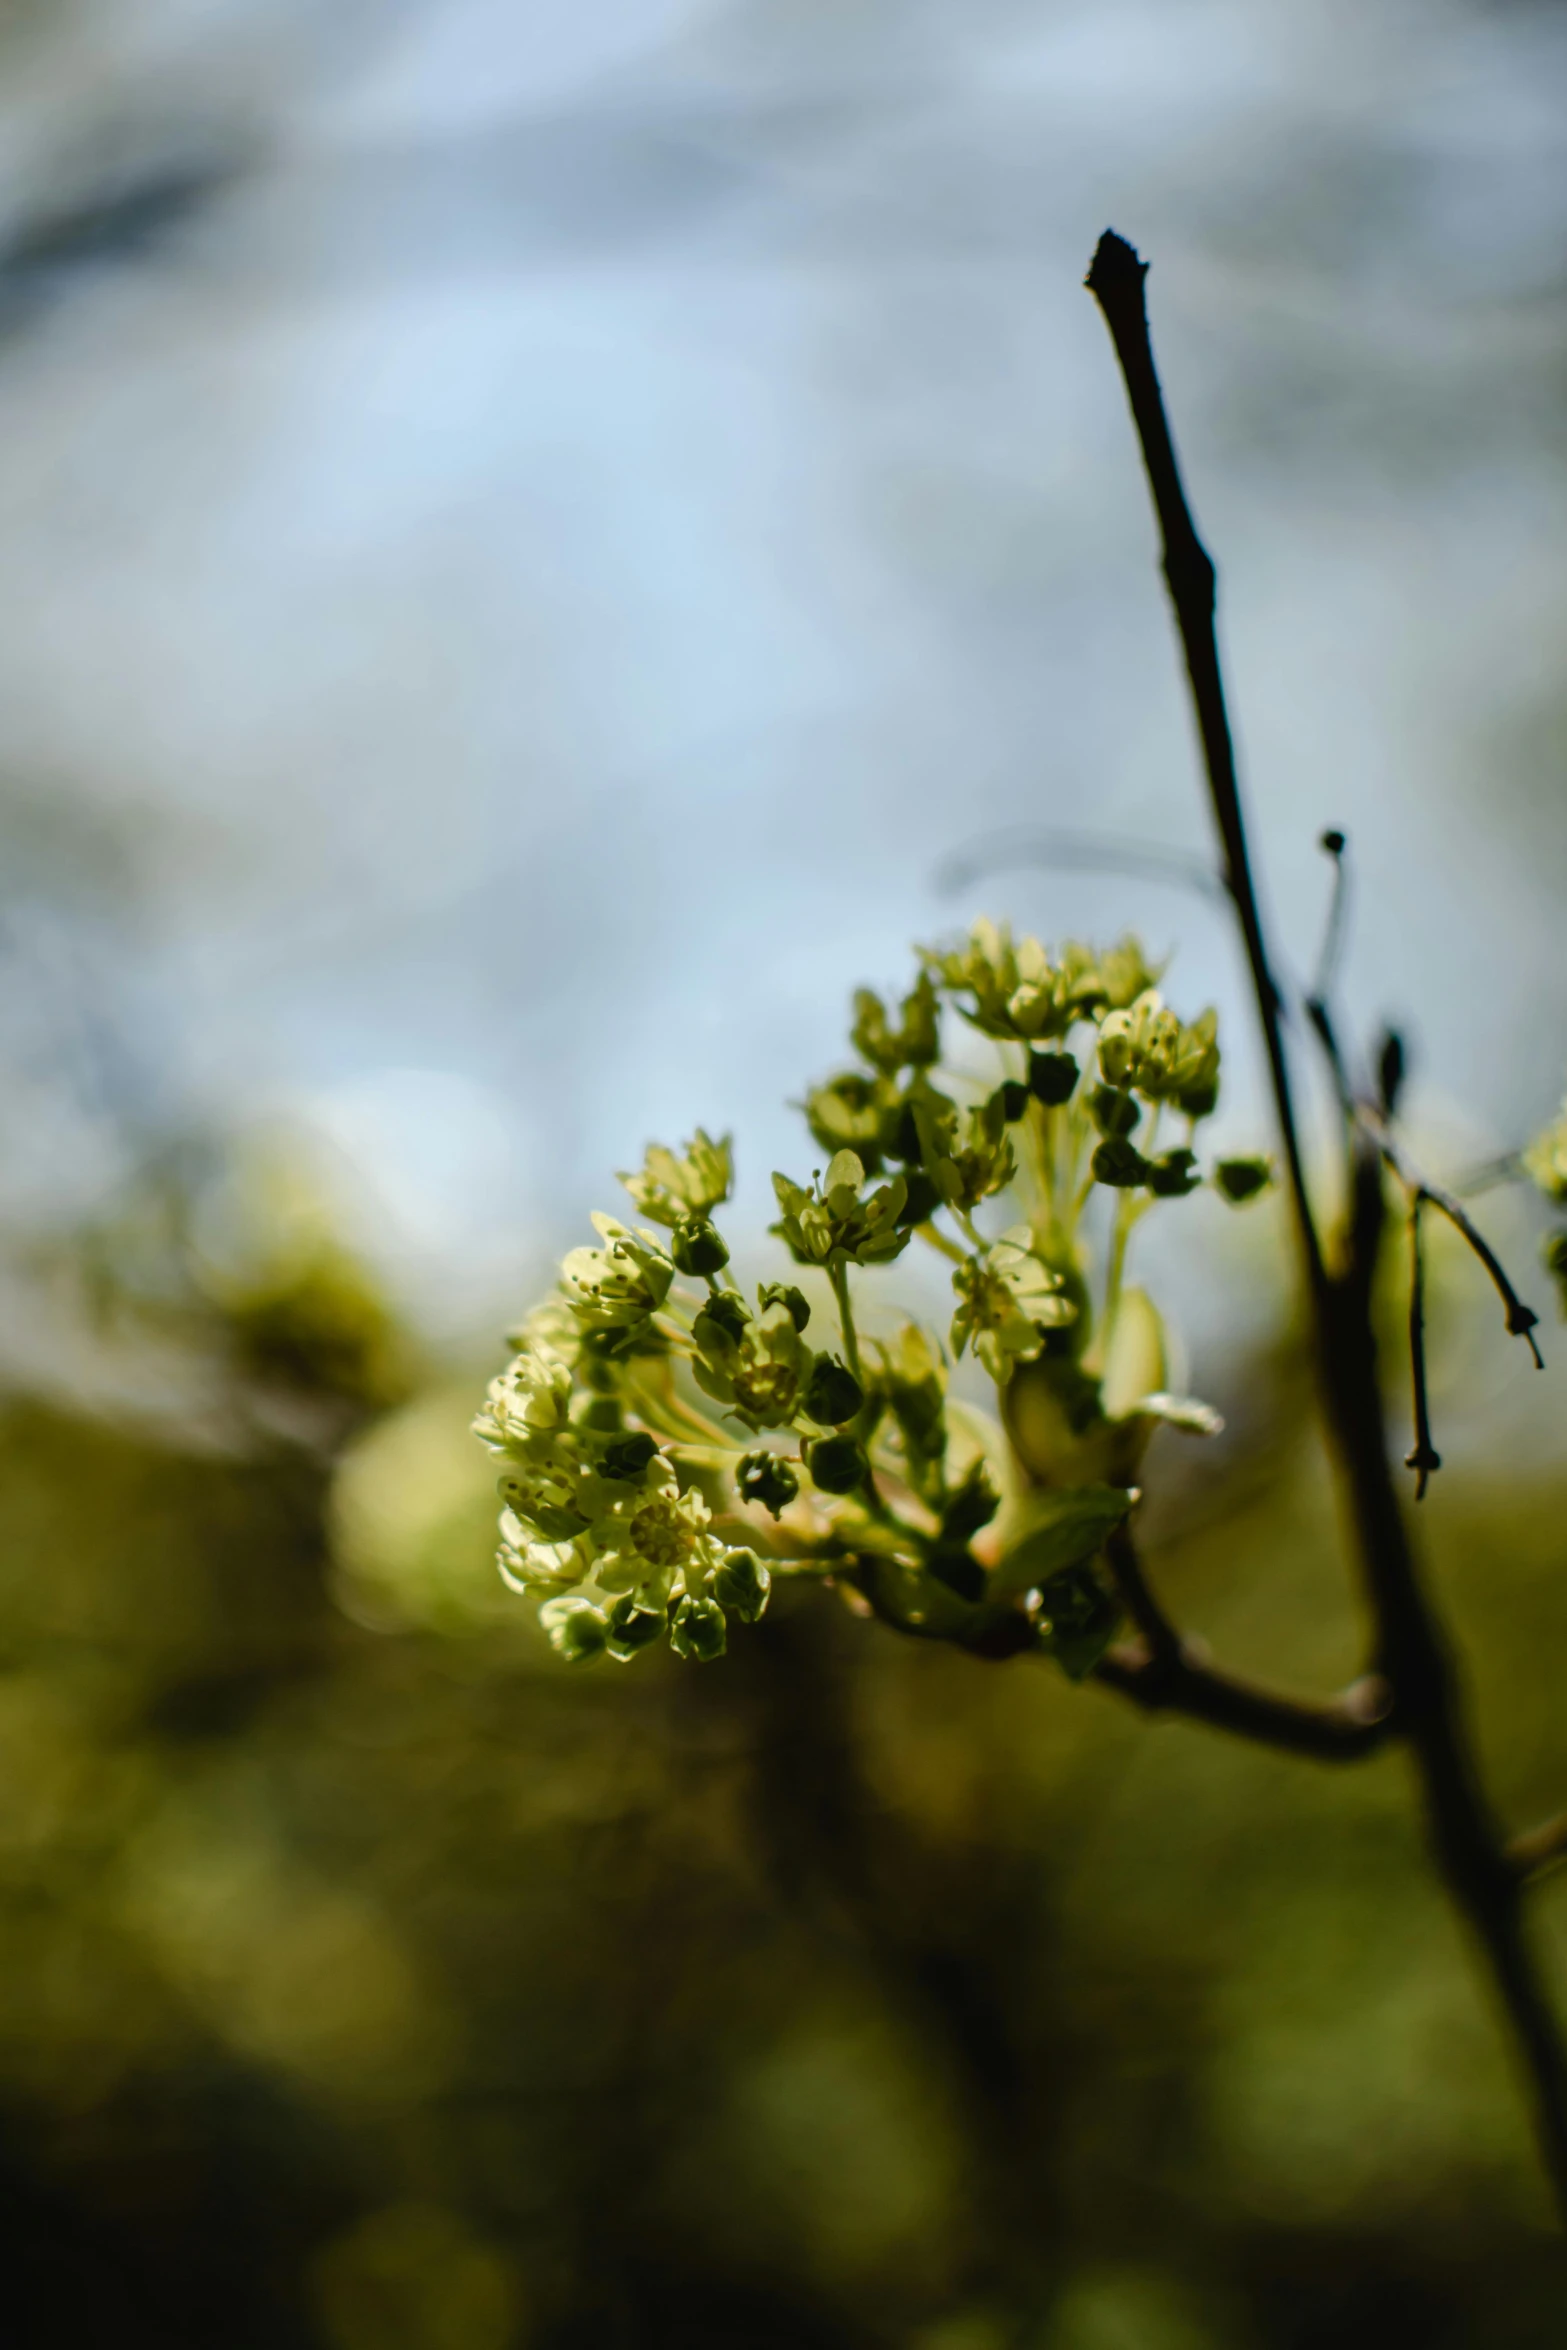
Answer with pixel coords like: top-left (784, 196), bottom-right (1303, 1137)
top-left (1099, 1287), bottom-right (1167, 1423)
top-left (1035, 1561), bottom-right (1122, 1681)
top-left (989, 1484), bottom-right (1134, 1602)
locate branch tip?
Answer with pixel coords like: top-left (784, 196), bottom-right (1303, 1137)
top-left (1085, 229), bottom-right (1147, 298)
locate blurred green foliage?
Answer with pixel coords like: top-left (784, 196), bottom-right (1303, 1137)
top-left (0, 1166), bottom-right (1565, 2346)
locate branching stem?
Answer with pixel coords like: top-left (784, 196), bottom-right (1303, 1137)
top-left (1364, 1105), bottom-right (1544, 1368)
top-left (1086, 228), bottom-right (1567, 2222)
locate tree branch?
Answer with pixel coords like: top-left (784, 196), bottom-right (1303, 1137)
top-left (1085, 231), bottom-right (1324, 1301)
top-left (1098, 1525), bottom-right (1393, 1760)
top-left (1362, 1103), bottom-right (1544, 1368)
top-left (1093, 1640), bottom-right (1394, 1763)
top-left (1405, 1195), bottom-right (1441, 1499)
top-left (1086, 227), bottom-right (1567, 2224)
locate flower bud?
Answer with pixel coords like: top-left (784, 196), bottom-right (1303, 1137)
top-left (1029, 1050), bottom-right (1079, 1107)
top-left (1091, 1138), bottom-right (1151, 1189)
top-left (804, 1434), bottom-right (866, 1494)
top-left (600, 1431), bottom-right (659, 1481)
top-left (605, 1592), bottom-right (667, 1659)
top-left (671, 1215), bottom-right (730, 1278)
top-left (1089, 1084), bottom-right (1141, 1139)
top-left (758, 1282), bottom-right (810, 1333)
top-left (993, 1080), bottom-right (1031, 1124)
top-left (1376, 1029), bottom-right (1406, 1116)
top-left (538, 1596), bottom-right (610, 1663)
top-left (736, 1450), bottom-right (800, 1517)
top-left (669, 1594), bottom-right (728, 1662)
top-left (803, 1354), bottom-right (864, 1427)
top-left (1147, 1148), bottom-right (1200, 1198)
top-left (699, 1290), bottom-right (751, 1344)
top-left (712, 1547), bottom-right (771, 1622)
top-left (1214, 1156), bottom-right (1272, 1205)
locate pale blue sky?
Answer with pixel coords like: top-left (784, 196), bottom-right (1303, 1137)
top-left (0, 0), bottom-right (1561, 1373)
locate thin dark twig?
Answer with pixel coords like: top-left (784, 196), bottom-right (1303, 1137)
top-left (1086, 227), bottom-right (1567, 2222)
top-left (1305, 993), bottom-right (1355, 1124)
top-left (1093, 1640), bottom-right (1394, 1763)
top-left (1366, 1106), bottom-right (1544, 1369)
top-left (1405, 1196), bottom-right (1441, 1499)
top-left (846, 1541), bottom-right (1392, 1755)
top-left (1312, 827), bottom-right (1351, 1002)
top-left (935, 826), bottom-right (1226, 905)
top-left (1097, 1523), bottom-right (1393, 1762)
top-left (1085, 231), bottom-right (1324, 1299)
top-left (1103, 1520), bottom-right (1180, 1663)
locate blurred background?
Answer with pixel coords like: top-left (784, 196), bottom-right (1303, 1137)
top-left (1, 0), bottom-right (1566, 2342)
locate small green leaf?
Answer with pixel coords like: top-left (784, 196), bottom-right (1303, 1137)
top-left (989, 1484), bottom-right (1133, 1601)
top-left (1035, 1561), bottom-right (1121, 1680)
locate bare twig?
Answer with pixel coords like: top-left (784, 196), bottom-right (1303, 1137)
top-left (1093, 1641), bottom-right (1394, 1763)
top-left (1085, 231), bottom-right (1324, 1302)
top-left (1305, 992), bottom-right (1355, 1124)
top-left (1312, 827), bottom-right (1351, 1003)
top-left (1098, 1524), bottom-right (1394, 1763)
top-left (1086, 227), bottom-right (1567, 2222)
top-left (1103, 1520), bottom-right (1180, 1663)
top-left (1405, 1196), bottom-right (1441, 1499)
top-left (1365, 1105), bottom-right (1544, 1368)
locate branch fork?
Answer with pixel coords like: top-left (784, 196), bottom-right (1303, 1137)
top-left (1085, 227), bottom-right (1567, 2218)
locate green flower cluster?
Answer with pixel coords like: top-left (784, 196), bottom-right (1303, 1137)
top-left (477, 922), bottom-right (1272, 1677)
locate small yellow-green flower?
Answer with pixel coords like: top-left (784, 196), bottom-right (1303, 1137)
top-left (619, 1130), bottom-right (733, 1227)
top-left (950, 1229), bottom-right (1075, 1381)
top-left (771, 1151), bottom-right (912, 1269)
top-left (850, 971), bottom-right (940, 1074)
top-left (561, 1214), bottom-right (674, 1334)
top-left (1099, 990), bottom-right (1219, 1116)
top-left (693, 1296), bottom-right (813, 1431)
